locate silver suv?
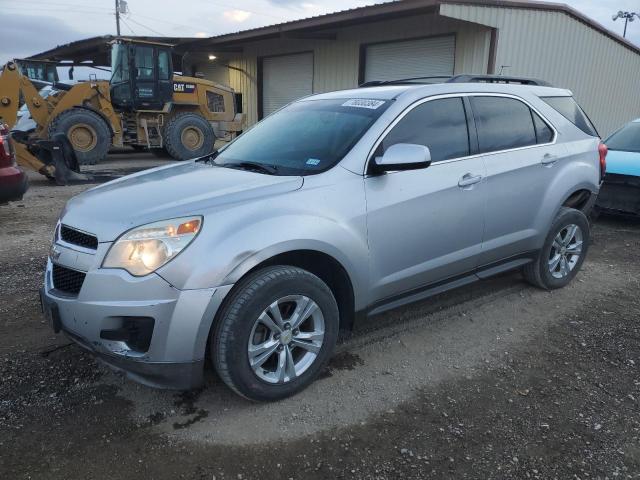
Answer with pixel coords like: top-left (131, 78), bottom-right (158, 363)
top-left (41, 78), bottom-right (606, 400)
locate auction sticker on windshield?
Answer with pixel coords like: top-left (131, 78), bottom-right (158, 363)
top-left (342, 99), bottom-right (386, 109)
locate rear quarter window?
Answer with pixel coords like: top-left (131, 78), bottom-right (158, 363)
top-left (541, 96), bottom-right (599, 137)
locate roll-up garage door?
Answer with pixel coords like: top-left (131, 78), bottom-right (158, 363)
top-left (364, 36), bottom-right (455, 83)
top-left (262, 52), bottom-right (313, 117)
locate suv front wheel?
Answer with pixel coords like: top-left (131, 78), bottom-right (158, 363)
top-left (523, 207), bottom-right (590, 290)
top-left (212, 266), bottom-right (339, 401)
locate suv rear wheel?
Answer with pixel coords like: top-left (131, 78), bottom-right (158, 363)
top-left (212, 266), bottom-right (339, 401)
top-left (523, 207), bottom-right (590, 289)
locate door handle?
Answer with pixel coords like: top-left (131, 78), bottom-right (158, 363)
top-left (541, 153), bottom-right (558, 165)
top-left (458, 173), bottom-right (482, 188)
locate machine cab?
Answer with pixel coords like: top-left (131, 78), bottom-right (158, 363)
top-left (110, 39), bottom-right (173, 111)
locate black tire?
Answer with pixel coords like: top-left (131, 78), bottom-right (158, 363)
top-left (48, 108), bottom-right (111, 165)
top-left (212, 266), bottom-right (339, 401)
top-left (523, 207), bottom-right (590, 290)
top-left (163, 112), bottom-right (216, 161)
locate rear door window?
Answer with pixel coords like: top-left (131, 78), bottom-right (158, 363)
top-left (541, 96), bottom-right (598, 137)
top-left (470, 96), bottom-right (537, 153)
top-left (379, 97), bottom-right (470, 162)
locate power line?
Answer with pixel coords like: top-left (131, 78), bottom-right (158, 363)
top-left (12, 0), bottom-right (112, 11)
top-left (126, 16), bottom-right (165, 36)
top-left (1, 6), bottom-right (110, 16)
top-left (129, 12), bottom-right (213, 32)
top-left (119, 16), bottom-right (138, 35)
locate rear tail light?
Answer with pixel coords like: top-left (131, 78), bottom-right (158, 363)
top-left (598, 142), bottom-right (608, 182)
top-left (0, 124), bottom-right (16, 167)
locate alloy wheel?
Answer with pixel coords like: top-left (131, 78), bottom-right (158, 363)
top-left (247, 295), bottom-right (325, 384)
top-left (548, 224), bottom-right (583, 279)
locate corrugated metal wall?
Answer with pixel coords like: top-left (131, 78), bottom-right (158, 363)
top-left (192, 60), bottom-right (230, 86)
top-left (189, 12), bottom-right (491, 126)
top-left (440, 3), bottom-right (640, 135)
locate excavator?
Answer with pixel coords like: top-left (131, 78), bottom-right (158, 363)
top-left (0, 38), bottom-right (245, 184)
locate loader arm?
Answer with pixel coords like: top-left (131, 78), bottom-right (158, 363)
top-left (0, 61), bottom-right (89, 184)
top-left (0, 61), bottom-right (51, 129)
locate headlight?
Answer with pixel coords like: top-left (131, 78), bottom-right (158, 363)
top-left (102, 216), bottom-right (202, 276)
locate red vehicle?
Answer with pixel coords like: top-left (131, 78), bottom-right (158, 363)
top-left (0, 124), bottom-right (28, 203)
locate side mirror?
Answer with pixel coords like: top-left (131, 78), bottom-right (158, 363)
top-left (373, 143), bottom-right (432, 173)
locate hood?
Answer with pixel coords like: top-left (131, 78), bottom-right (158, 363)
top-left (605, 150), bottom-right (640, 177)
top-left (61, 161), bottom-right (303, 242)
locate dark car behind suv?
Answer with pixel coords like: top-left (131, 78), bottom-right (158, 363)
top-left (0, 124), bottom-right (28, 203)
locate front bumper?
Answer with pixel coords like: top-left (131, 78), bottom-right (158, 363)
top-left (0, 166), bottom-right (28, 203)
top-left (42, 243), bottom-right (233, 390)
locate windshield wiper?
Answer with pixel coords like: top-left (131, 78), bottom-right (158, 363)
top-left (224, 161), bottom-right (279, 175)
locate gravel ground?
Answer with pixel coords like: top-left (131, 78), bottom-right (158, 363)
top-left (1, 153), bottom-right (639, 479)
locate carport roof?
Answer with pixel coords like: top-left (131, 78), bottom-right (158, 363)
top-left (27, 35), bottom-right (197, 66)
top-left (184, 0), bottom-right (640, 56)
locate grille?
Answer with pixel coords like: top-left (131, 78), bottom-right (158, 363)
top-left (60, 225), bottom-right (98, 250)
top-left (52, 264), bottom-right (86, 295)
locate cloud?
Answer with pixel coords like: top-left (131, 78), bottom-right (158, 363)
top-left (223, 10), bottom-right (253, 23)
top-left (0, 13), bottom-right (87, 64)
top-left (263, 0), bottom-right (303, 4)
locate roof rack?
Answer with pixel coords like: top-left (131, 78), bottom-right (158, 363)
top-left (448, 74), bottom-right (552, 86)
top-left (358, 76), bottom-right (453, 88)
top-left (358, 74), bottom-right (552, 88)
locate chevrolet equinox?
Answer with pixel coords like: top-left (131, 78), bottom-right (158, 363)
top-left (41, 79), bottom-right (606, 401)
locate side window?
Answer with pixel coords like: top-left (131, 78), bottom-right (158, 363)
top-left (379, 97), bottom-right (470, 162)
top-left (471, 96), bottom-right (537, 153)
top-left (531, 110), bottom-right (554, 144)
top-left (206, 91), bottom-right (225, 113)
top-left (158, 50), bottom-right (170, 81)
top-left (134, 46), bottom-right (155, 80)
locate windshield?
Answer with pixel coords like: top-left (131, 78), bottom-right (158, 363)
top-left (214, 98), bottom-right (390, 175)
top-left (605, 122), bottom-right (640, 153)
top-left (111, 44), bottom-right (130, 84)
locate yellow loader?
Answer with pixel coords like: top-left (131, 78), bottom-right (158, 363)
top-left (0, 38), bottom-right (245, 184)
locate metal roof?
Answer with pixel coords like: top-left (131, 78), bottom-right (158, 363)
top-left (184, 0), bottom-right (640, 56)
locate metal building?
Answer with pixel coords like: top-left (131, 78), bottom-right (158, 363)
top-left (185, 0), bottom-right (640, 136)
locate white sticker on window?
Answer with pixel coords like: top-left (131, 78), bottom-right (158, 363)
top-left (306, 158), bottom-right (321, 166)
top-left (342, 99), bottom-right (386, 110)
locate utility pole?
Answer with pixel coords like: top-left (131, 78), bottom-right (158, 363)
top-left (612, 11), bottom-right (639, 38)
top-left (115, 0), bottom-right (121, 35)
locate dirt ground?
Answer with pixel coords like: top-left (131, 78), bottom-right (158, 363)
top-left (1, 153), bottom-right (640, 479)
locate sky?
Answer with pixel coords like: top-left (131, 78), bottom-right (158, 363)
top-left (1, 0), bottom-right (639, 77)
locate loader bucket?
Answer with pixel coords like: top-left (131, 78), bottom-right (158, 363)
top-left (35, 134), bottom-right (90, 186)
top-left (12, 131), bottom-right (90, 185)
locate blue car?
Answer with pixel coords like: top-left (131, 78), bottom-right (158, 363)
top-left (596, 118), bottom-right (640, 215)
